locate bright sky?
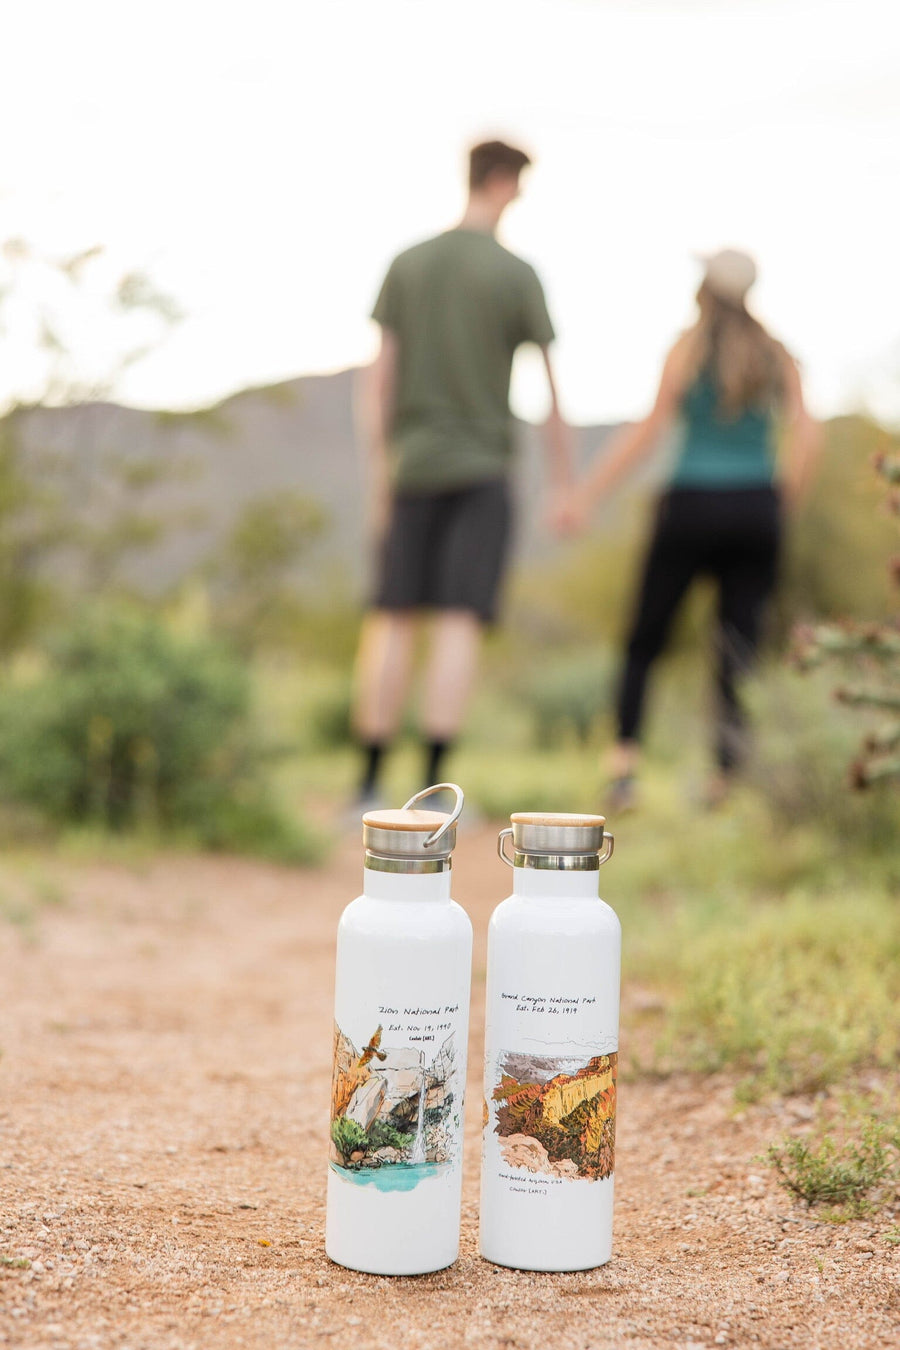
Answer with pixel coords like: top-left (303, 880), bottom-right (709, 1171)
top-left (2, 0), bottom-right (899, 424)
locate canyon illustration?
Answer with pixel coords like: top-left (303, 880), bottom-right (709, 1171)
top-left (490, 1049), bottom-right (617, 1181)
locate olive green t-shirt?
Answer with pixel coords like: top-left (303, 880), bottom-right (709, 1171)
top-left (372, 228), bottom-right (555, 491)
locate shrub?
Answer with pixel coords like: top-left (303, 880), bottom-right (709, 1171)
top-left (331, 1116), bottom-right (368, 1162)
top-left (745, 666), bottom-right (900, 846)
top-left (367, 1119), bottom-right (413, 1152)
top-left (791, 447), bottom-right (900, 790)
top-left (0, 606), bottom-right (320, 861)
top-left (767, 1118), bottom-right (900, 1216)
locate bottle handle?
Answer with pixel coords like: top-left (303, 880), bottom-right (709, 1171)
top-left (497, 827), bottom-right (515, 867)
top-left (497, 827), bottom-right (615, 867)
top-left (401, 782), bottom-right (465, 849)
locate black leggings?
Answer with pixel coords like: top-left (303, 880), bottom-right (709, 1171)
top-left (616, 486), bottom-right (781, 771)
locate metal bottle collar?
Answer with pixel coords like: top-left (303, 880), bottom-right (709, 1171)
top-left (498, 812), bottom-right (614, 872)
top-left (363, 783), bottom-right (464, 874)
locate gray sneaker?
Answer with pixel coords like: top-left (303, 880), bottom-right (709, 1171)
top-left (341, 790), bottom-right (386, 831)
top-left (605, 775), bottom-right (637, 815)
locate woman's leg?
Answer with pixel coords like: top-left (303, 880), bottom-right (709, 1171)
top-left (712, 491), bottom-right (781, 773)
top-left (615, 501), bottom-right (702, 758)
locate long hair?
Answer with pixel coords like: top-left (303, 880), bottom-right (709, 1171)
top-left (684, 282), bottom-right (786, 418)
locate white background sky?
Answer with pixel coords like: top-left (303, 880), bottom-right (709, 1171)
top-left (2, 0), bottom-right (899, 424)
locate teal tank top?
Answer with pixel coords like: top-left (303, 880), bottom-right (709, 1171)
top-left (669, 372), bottom-right (776, 488)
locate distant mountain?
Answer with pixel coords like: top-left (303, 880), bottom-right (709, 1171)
top-left (7, 371), bottom-right (623, 597)
top-left (498, 1046), bottom-right (618, 1085)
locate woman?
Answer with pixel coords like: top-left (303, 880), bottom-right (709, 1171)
top-left (573, 249), bottom-right (820, 808)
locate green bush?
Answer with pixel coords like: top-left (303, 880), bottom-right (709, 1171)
top-left (331, 1116), bottom-right (368, 1161)
top-left (0, 606), bottom-right (320, 861)
top-left (367, 1118), bottom-right (413, 1151)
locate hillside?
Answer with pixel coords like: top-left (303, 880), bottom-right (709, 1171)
top-left (6, 372), bottom-right (619, 598)
top-left (8, 380), bottom-right (893, 630)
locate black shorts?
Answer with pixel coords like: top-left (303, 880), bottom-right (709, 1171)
top-left (373, 479), bottom-right (512, 624)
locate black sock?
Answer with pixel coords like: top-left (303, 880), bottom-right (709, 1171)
top-left (423, 739), bottom-right (453, 788)
top-left (359, 742), bottom-right (387, 797)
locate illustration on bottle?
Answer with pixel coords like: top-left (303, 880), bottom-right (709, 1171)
top-left (330, 1021), bottom-right (463, 1192)
top-left (487, 1044), bottom-right (617, 1181)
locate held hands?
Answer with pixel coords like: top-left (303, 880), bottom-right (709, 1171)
top-left (546, 482), bottom-right (596, 537)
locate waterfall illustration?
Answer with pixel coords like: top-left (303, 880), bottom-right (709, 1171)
top-left (410, 1051), bottom-right (427, 1164)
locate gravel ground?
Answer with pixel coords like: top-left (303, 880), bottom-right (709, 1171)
top-left (1, 829), bottom-right (898, 1349)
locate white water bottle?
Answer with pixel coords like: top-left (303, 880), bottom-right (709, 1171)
top-left (480, 813), bottom-right (619, 1271)
top-left (325, 785), bottom-right (472, 1275)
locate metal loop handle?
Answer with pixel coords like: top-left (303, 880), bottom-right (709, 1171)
top-left (401, 782), bottom-right (465, 849)
top-left (497, 826), bottom-right (614, 868)
top-left (497, 827), bottom-right (515, 867)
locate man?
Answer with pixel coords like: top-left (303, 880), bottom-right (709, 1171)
top-left (351, 139), bottom-right (572, 805)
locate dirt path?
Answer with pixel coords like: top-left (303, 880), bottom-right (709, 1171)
top-left (1, 829), bottom-right (897, 1349)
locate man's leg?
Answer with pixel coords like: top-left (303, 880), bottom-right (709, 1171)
top-left (351, 609), bottom-right (417, 799)
top-left (415, 480), bottom-right (510, 788)
top-left (351, 485), bottom-right (439, 803)
top-left (419, 609), bottom-right (483, 784)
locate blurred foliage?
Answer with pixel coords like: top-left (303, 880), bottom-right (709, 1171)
top-left (208, 491), bottom-right (332, 654)
top-left (0, 413), bottom-right (193, 649)
top-left (741, 667), bottom-right (899, 844)
top-left (300, 670), bottom-right (354, 749)
top-left (643, 887), bottom-right (900, 1098)
top-left (0, 417), bottom-right (64, 654)
top-left (504, 496), bottom-right (649, 649)
top-left (513, 646), bottom-right (616, 747)
top-left (221, 492), bottom-right (327, 585)
top-left (153, 406), bottom-right (235, 437)
top-left (1, 238), bottom-right (180, 409)
top-left (782, 417), bottom-right (899, 624)
top-left (792, 446), bottom-right (900, 788)
top-left (0, 238), bottom-right (186, 650)
top-left (0, 606), bottom-right (320, 862)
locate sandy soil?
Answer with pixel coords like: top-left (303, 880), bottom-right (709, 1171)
top-left (1, 828), bottom-right (898, 1350)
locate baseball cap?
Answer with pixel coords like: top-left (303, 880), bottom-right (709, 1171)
top-left (698, 248), bottom-right (757, 302)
